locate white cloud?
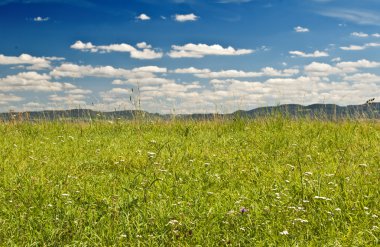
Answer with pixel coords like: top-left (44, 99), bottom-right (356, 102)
top-left (174, 13), bottom-right (199, 22)
top-left (303, 59), bottom-right (380, 76)
top-left (336, 59), bottom-right (380, 73)
top-left (168, 43), bottom-right (254, 58)
top-left (70, 41), bottom-right (163, 59)
top-left (33, 16), bottom-right (49, 22)
top-left (351, 32), bottom-right (368, 38)
top-left (340, 42), bottom-right (380, 51)
top-left (294, 26), bottom-right (310, 33)
top-left (51, 63), bottom-right (170, 86)
top-left (136, 13), bottom-right (150, 21)
top-left (0, 72), bottom-right (76, 92)
top-left (343, 73), bottom-right (380, 83)
top-left (0, 53), bottom-right (60, 70)
top-left (331, 57), bottom-right (341, 62)
top-left (340, 45), bottom-right (366, 51)
top-left (70, 41), bottom-right (97, 52)
top-left (173, 67), bottom-right (211, 74)
top-left (136, 42), bottom-right (152, 49)
top-left (289, 50), bottom-right (329, 58)
top-left (51, 63), bottom-right (130, 78)
top-left (132, 66), bottom-right (167, 73)
top-left (304, 62), bottom-right (340, 77)
top-left (195, 69), bottom-right (262, 78)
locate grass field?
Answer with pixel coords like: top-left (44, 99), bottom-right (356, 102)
top-left (0, 116), bottom-right (379, 246)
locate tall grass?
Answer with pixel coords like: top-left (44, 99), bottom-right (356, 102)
top-left (0, 117), bottom-right (379, 246)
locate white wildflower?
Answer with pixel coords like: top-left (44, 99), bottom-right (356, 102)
top-left (167, 219), bottom-right (179, 226)
top-left (147, 152), bottom-right (156, 158)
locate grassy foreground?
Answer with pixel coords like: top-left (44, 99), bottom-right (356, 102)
top-left (0, 117), bottom-right (379, 246)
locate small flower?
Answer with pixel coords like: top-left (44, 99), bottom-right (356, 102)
top-left (147, 152), bottom-right (156, 158)
top-left (279, 230), bottom-right (289, 235)
top-left (240, 207), bottom-right (248, 214)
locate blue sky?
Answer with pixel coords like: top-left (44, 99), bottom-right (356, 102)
top-left (1, 0), bottom-right (380, 113)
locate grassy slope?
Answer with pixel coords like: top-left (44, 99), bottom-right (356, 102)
top-left (0, 117), bottom-right (379, 246)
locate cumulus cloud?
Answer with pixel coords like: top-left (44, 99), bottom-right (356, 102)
top-left (294, 26), bottom-right (310, 33)
top-left (336, 59), bottom-right (380, 73)
top-left (168, 43), bottom-right (254, 58)
top-left (70, 41), bottom-right (163, 59)
top-left (304, 62), bottom-right (341, 77)
top-left (304, 59), bottom-right (380, 77)
top-left (0, 53), bottom-right (62, 70)
top-left (289, 50), bottom-right (329, 58)
top-left (174, 13), bottom-right (199, 22)
top-left (136, 13), bottom-right (150, 21)
top-left (0, 72), bottom-right (76, 92)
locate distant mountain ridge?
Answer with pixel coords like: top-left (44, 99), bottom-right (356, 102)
top-left (1, 103), bottom-right (379, 121)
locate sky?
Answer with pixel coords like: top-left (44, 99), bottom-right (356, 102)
top-left (0, 0), bottom-right (380, 113)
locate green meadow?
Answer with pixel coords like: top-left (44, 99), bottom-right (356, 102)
top-left (0, 117), bottom-right (379, 246)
